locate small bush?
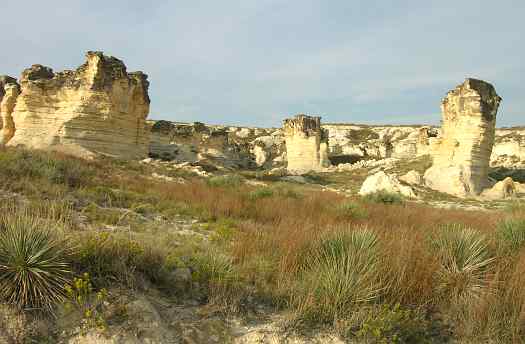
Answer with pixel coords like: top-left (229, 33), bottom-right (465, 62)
top-left (354, 304), bottom-right (434, 344)
top-left (496, 219), bottom-right (525, 254)
top-left (0, 214), bottom-right (72, 311)
top-left (292, 228), bottom-right (383, 322)
top-left (363, 191), bottom-right (404, 205)
top-left (72, 231), bottom-right (165, 288)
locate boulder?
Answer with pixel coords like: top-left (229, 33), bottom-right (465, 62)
top-left (359, 171), bottom-right (416, 198)
top-left (481, 177), bottom-right (517, 200)
top-left (399, 170), bottom-right (423, 185)
top-left (4, 51), bottom-right (151, 159)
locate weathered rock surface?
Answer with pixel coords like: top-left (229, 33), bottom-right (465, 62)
top-left (424, 78), bottom-right (502, 197)
top-left (399, 170), bottom-right (423, 185)
top-left (359, 171), bottom-right (416, 198)
top-left (283, 114), bottom-right (330, 174)
top-left (3, 51), bottom-right (151, 159)
top-left (0, 76), bottom-right (20, 145)
top-left (481, 177), bottom-right (517, 200)
top-left (148, 120), bottom-right (285, 170)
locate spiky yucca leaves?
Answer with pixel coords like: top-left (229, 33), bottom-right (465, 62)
top-left (430, 225), bottom-right (495, 308)
top-left (0, 214), bottom-right (72, 312)
top-left (292, 228), bottom-right (383, 322)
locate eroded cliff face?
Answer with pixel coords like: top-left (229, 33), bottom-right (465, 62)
top-left (423, 78), bottom-right (502, 196)
top-left (4, 52), bottom-right (150, 159)
top-left (0, 76), bottom-right (20, 145)
top-left (283, 114), bottom-right (330, 174)
top-left (148, 120), bottom-right (285, 170)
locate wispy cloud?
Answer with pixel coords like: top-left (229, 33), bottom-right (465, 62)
top-left (1, 0), bottom-right (523, 127)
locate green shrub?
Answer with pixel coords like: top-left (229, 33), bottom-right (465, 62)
top-left (72, 231), bottom-right (165, 288)
top-left (430, 225), bottom-right (494, 309)
top-left (363, 190), bottom-right (404, 204)
top-left (0, 148), bottom-right (95, 188)
top-left (335, 201), bottom-right (368, 219)
top-left (0, 214), bottom-right (72, 311)
top-left (207, 175), bottom-right (243, 188)
top-left (292, 228), bottom-right (383, 322)
top-left (354, 304), bottom-right (434, 344)
top-left (496, 219), bottom-right (525, 254)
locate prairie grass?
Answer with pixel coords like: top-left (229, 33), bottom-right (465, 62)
top-left (0, 148), bottom-right (524, 341)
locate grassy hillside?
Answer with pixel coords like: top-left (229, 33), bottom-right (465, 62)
top-left (0, 148), bottom-right (524, 343)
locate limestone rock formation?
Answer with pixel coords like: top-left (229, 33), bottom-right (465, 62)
top-left (4, 51), bottom-right (150, 159)
top-left (423, 78), bottom-right (502, 197)
top-left (359, 171), bottom-right (416, 198)
top-left (283, 114), bottom-right (330, 174)
top-left (481, 177), bottom-right (517, 200)
top-left (399, 170), bottom-right (423, 185)
top-left (0, 76), bottom-right (20, 144)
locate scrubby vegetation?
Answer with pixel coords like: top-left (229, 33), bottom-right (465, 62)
top-left (0, 147), bottom-right (524, 342)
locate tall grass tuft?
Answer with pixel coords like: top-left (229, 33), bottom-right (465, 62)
top-left (0, 213), bottom-right (72, 312)
top-left (430, 225), bottom-right (495, 310)
top-left (496, 219), bottom-right (525, 254)
top-left (292, 228), bottom-right (383, 322)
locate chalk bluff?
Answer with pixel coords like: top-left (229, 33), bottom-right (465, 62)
top-left (0, 52), bottom-right (150, 159)
top-left (283, 114), bottom-right (330, 174)
top-left (424, 78), bottom-right (502, 197)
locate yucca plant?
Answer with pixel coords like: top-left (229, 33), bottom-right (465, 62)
top-left (0, 213), bottom-right (72, 312)
top-left (293, 228), bottom-right (383, 322)
top-left (430, 225), bottom-right (495, 308)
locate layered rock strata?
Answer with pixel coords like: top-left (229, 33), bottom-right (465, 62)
top-left (283, 114), bottom-right (330, 174)
top-left (3, 52), bottom-right (150, 159)
top-left (424, 78), bottom-right (502, 196)
top-left (148, 120), bottom-right (285, 170)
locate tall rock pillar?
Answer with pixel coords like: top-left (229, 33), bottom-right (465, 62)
top-left (0, 76), bottom-right (20, 145)
top-left (424, 78), bottom-right (502, 197)
top-left (283, 114), bottom-right (330, 174)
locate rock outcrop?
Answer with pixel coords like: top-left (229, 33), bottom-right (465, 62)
top-left (283, 114), bottom-right (330, 174)
top-left (399, 170), bottom-right (423, 185)
top-left (481, 177), bottom-right (517, 200)
top-left (359, 171), bottom-right (416, 198)
top-left (423, 78), bottom-right (502, 197)
top-left (0, 76), bottom-right (20, 145)
top-left (3, 52), bottom-right (151, 159)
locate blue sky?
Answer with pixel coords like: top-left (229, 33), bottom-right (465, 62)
top-left (2, 0), bottom-right (523, 127)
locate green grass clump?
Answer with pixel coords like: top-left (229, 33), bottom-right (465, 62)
top-left (72, 231), bottom-right (166, 288)
top-left (0, 148), bottom-right (95, 188)
top-left (496, 219), bottom-right (525, 254)
top-left (335, 201), bottom-right (368, 219)
top-left (364, 191), bottom-right (405, 205)
top-left (248, 187), bottom-right (274, 200)
top-left (0, 213), bottom-right (72, 312)
top-left (430, 225), bottom-right (494, 309)
top-left (293, 228), bottom-right (383, 322)
top-left (207, 175), bottom-right (243, 188)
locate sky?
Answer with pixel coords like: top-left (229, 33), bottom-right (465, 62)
top-left (1, 0), bottom-right (523, 127)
